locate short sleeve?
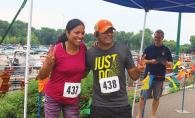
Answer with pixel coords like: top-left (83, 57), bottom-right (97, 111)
top-left (81, 43), bottom-right (87, 52)
top-left (167, 48), bottom-right (173, 62)
top-left (142, 48), bottom-right (148, 60)
top-left (125, 47), bottom-right (135, 69)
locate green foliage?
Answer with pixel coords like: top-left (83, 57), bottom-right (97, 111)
top-left (179, 46), bottom-right (188, 53)
top-left (183, 43), bottom-right (190, 47)
top-left (163, 40), bottom-right (176, 52)
top-left (185, 80), bottom-right (193, 87)
top-left (190, 35), bottom-right (195, 52)
top-left (0, 80), bottom-right (45, 118)
top-left (0, 72), bottom-right (93, 118)
top-left (0, 91), bottom-right (23, 118)
top-left (83, 33), bottom-right (97, 44)
top-left (85, 41), bottom-right (96, 48)
top-left (169, 87), bottom-right (180, 93)
top-left (127, 90), bottom-right (140, 105)
top-left (162, 39), bottom-right (188, 53)
top-left (39, 27), bottom-right (56, 45)
top-left (26, 80), bottom-right (45, 118)
top-left (128, 28), bottom-right (154, 50)
top-left (79, 71), bottom-right (93, 118)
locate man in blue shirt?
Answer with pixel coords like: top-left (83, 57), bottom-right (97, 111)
top-left (136, 29), bottom-right (173, 118)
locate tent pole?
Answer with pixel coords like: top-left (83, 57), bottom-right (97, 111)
top-left (132, 11), bottom-right (147, 116)
top-left (24, 0), bottom-right (33, 117)
top-left (173, 12), bottom-right (182, 73)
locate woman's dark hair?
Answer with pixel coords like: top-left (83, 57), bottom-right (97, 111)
top-left (53, 19), bottom-right (85, 45)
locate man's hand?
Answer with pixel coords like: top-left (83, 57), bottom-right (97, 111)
top-left (92, 40), bottom-right (98, 47)
top-left (161, 61), bottom-right (168, 66)
top-left (45, 45), bottom-right (56, 65)
top-left (151, 59), bottom-right (159, 65)
top-left (136, 54), bottom-right (146, 73)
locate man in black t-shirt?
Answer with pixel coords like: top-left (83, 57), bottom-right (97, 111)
top-left (83, 19), bottom-right (146, 118)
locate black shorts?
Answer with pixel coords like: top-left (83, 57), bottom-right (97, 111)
top-left (90, 104), bottom-right (132, 118)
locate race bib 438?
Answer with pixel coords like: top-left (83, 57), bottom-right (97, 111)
top-left (100, 76), bottom-right (120, 93)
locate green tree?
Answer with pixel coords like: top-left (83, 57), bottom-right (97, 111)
top-left (40, 27), bottom-right (56, 45)
top-left (0, 20), bottom-right (9, 37)
top-left (21, 32), bottom-right (39, 45)
top-left (21, 28), bottom-right (28, 37)
top-left (85, 41), bottom-right (95, 48)
top-left (83, 33), bottom-right (97, 44)
top-left (0, 29), bottom-right (5, 37)
top-left (163, 40), bottom-right (176, 52)
top-left (130, 28), bottom-right (154, 50)
top-left (190, 35), bottom-right (195, 52)
top-left (183, 43), bottom-right (190, 47)
top-left (14, 20), bottom-right (28, 31)
top-left (179, 46), bottom-right (188, 53)
top-left (52, 29), bottom-right (64, 44)
top-left (20, 37), bottom-right (26, 45)
top-left (30, 34), bottom-right (39, 45)
top-left (8, 37), bottom-right (17, 44)
top-left (130, 33), bottom-right (141, 50)
top-left (114, 31), bottom-right (134, 44)
top-left (142, 28), bottom-right (154, 48)
top-left (16, 37), bottom-right (21, 44)
top-left (2, 36), bottom-right (9, 44)
top-left (162, 39), bottom-right (168, 43)
top-left (10, 23), bottom-right (21, 37)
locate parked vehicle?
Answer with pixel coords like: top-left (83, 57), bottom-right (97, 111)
top-left (131, 51), bottom-right (138, 61)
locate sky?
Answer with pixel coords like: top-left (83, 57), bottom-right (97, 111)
top-left (1, 0), bottom-right (195, 45)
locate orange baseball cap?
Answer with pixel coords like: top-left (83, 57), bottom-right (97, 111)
top-left (94, 19), bottom-right (116, 33)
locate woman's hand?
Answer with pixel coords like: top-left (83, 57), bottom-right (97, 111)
top-left (151, 59), bottom-right (159, 65)
top-left (45, 45), bottom-right (56, 65)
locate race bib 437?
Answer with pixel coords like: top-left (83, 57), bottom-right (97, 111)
top-left (63, 82), bottom-right (81, 98)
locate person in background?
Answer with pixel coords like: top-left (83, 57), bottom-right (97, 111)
top-left (136, 29), bottom-right (173, 118)
top-left (83, 19), bottom-right (146, 118)
top-left (39, 19), bottom-right (87, 118)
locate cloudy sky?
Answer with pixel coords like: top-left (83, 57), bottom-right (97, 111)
top-left (1, 0), bottom-right (195, 45)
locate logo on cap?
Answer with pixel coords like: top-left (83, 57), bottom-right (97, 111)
top-left (94, 19), bottom-right (116, 33)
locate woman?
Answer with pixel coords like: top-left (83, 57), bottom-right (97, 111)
top-left (39, 19), bottom-right (86, 118)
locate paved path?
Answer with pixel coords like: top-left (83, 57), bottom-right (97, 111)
top-left (132, 87), bottom-right (195, 118)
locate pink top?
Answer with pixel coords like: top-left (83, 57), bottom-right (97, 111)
top-left (45, 43), bottom-right (87, 104)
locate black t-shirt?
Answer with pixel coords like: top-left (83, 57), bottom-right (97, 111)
top-left (85, 42), bottom-right (135, 107)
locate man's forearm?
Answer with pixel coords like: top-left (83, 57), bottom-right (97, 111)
top-left (166, 61), bottom-right (173, 66)
top-left (143, 59), bottom-right (152, 64)
top-left (130, 68), bottom-right (142, 81)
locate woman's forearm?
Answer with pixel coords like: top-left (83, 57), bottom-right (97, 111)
top-left (39, 63), bottom-right (54, 80)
